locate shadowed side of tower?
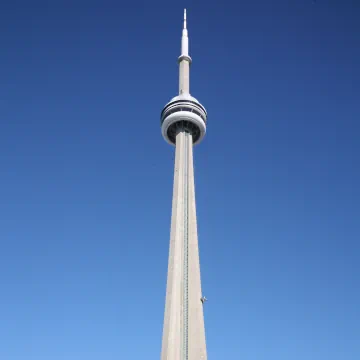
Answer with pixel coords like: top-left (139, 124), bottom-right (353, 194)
top-left (160, 10), bottom-right (208, 360)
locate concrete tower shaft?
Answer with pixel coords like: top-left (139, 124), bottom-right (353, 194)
top-left (160, 10), bottom-right (208, 360)
top-left (161, 130), bottom-right (207, 360)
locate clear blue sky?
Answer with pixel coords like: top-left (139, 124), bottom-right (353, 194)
top-left (1, 0), bottom-right (359, 359)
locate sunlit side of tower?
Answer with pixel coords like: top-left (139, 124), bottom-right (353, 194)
top-left (160, 10), bottom-right (208, 360)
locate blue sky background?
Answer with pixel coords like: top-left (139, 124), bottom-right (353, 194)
top-left (1, 0), bottom-right (360, 359)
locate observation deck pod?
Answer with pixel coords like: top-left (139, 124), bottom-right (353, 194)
top-left (161, 94), bottom-right (207, 146)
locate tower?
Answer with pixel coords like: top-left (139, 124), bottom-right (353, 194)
top-left (160, 9), bottom-right (208, 360)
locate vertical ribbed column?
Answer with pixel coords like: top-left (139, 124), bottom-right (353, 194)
top-left (182, 131), bottom-right (190, 360)
top-left (187, 137), bottom-right (207, 360)
top-left (161, 131), bottom-right (184, 360)
top-left (161, 130), bottom-right (207, 360)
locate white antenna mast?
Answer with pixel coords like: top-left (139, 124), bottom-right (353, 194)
top-left (179, 8), bottom-right (192, 94)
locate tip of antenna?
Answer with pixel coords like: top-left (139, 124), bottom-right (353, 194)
top-left (183, 9), bottom-right (187, 28)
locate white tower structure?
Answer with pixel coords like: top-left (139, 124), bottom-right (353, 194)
top-left (160, 9), bottom-right (208, 360)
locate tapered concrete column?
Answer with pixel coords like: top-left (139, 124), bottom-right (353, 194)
top-left (179, 60), bottom-right (190, 95)
top-left (161, 130), bottom-right (207, 360)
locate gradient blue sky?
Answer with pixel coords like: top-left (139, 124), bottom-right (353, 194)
top-left (1, 0), bottom-right (360, 359)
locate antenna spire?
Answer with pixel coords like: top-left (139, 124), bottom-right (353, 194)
top-left (180, 9), bottom-right (189, 57)
top-left (179, 9), bottom-right (191, 94)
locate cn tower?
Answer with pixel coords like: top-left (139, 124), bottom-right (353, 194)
top-left (160, 9), bottom-right (208, 360)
